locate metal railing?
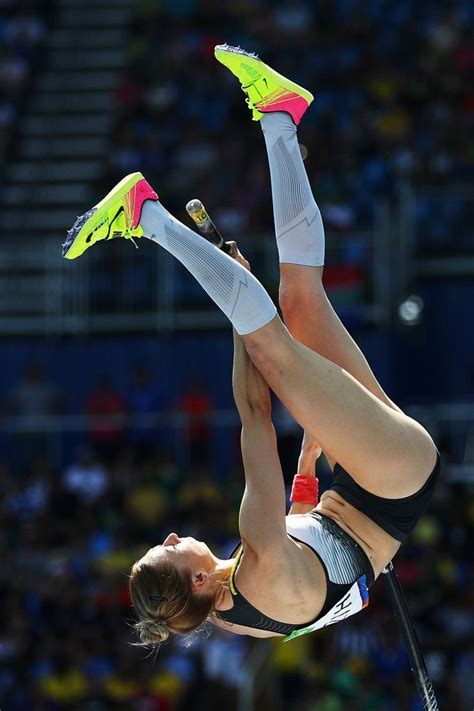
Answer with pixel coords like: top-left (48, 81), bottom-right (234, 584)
top-left (397, 183), bottom-right (474, 291)
top-left (407, 401), bottom-right (474, 483)
top-left (1, 408), bottom-right (241, 469)
top-left (4, 402), bottom-right (473, 480)
top-left (0, 226), bottom-right (389, 335)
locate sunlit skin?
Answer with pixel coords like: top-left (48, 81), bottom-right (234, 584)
top-left (139, 533), bottom-right (235, 607)
top-left (132, 242), bottom-right (437, 641)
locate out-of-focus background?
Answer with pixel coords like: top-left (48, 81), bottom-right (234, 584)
top-left (0, 0), bottom-right (473, 709)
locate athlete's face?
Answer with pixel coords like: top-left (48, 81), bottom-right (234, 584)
top-left (145, 533), bottom-right (214, 572)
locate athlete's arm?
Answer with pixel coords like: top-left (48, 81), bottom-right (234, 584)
top-left (227, 242), bottom-right (287, 553)
top-left (226, 246), bottom-right (322, 520)
top-left (288, 432), bottom-right (322, 515)
top-left (232, 328), bottom-right (288, 552)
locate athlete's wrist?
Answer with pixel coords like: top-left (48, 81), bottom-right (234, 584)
top-left (290, 473), bottom-right (319, 505)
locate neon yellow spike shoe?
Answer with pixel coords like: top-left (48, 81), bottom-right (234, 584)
top-left (62, 172), bottom-right (158, 260)
top-left (214, 44), bottom-right (314, 125)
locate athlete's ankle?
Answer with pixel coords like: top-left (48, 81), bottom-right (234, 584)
top-left (261, 110), bottom-right (297, 134)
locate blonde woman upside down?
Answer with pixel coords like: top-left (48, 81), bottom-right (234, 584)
top-left (63, 45), bottom-right (440, 645)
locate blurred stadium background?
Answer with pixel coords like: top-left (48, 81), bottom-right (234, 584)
top-left (0, 0), bottom-right (473, 709)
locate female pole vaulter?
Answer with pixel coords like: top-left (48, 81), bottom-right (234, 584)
top-left (63, 45), bottom-right (440, 645)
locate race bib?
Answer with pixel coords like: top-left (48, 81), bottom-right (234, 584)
top-left (284, 575), bottom-right (369, 643)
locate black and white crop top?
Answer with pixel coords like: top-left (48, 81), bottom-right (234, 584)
top-left (216, 512), bottom-right (374, 642)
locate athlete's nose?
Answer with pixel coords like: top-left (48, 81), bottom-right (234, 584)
top-left (163, 532), bottom-right (180, 546)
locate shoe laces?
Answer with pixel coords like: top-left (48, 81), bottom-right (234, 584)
top-left (241, 81), bottom-right (258, 109)
top-left (124, 230), bottom-right (139, 249)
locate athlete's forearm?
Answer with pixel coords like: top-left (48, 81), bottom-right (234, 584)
top-left (288, 433), bottom-right (322, 515)
top-left (232, 329), bottom-right (272, 422)
top-left (233, 334), bottom-right (287, 547)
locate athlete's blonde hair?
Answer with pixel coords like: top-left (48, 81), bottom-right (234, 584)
top-left (129, 556), bottom-right (215, 645)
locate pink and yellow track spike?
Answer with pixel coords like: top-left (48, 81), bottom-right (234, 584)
top-left (62, 172), bottom-right (158, 260)
top-left (214, 44), bottom-right (314, 125)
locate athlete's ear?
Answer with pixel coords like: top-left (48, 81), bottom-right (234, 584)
top-left (192, 571), bottom-right (209, 592)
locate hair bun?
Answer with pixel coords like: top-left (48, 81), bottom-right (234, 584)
top-left (136, 617), bottom-right (169, 644)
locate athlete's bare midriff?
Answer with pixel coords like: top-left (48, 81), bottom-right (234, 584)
top-left (212, 491), bottom-right (401, 639)
top-left (316, 489), bottom-right (401, 578)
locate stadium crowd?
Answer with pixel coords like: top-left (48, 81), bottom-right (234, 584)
top-left (0, 0), bottom-right (52, 165)
top-left (0, 357), bottom-right (473, 710)
top-left (1, 0), bottom-right (473, 708)
top-left (101, 0), bottom-right (474, 317)
top-left (108, 0), bottom-right (474, 246)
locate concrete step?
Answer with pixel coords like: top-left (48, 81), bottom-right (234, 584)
top-left (49, 48), bottom-right (127, 71)
top-left (0, 209), bottom-right (81, 231)
top-left (21, 114), bottom-right (112, 136)
top-left (2, 183), bottom-right (91, 206)
top-left (60, 0), bottom-right (132, 6)
top-left (0, 286), bottom-right (48, 314)
top-left (30, 91), bottom-right (114, 113)
top-left (0, 237), bottom-right (68, 267)
top-left (58, 7), bottom-right (131, 27)
top-left (47, 27), bottom-right (125, 49)
top-left (37, 70), bottom-right (118, 92)
top-left (8, 160), bottom-right (102, 183)
top-left (0, 274), bottom-right (64, 310)
top-left (20, 136), bottom-right (108, 159)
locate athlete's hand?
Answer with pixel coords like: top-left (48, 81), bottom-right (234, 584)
top-left (288, 433), bottom-right (322, 515)
top-left (297, 431), bottom-right (323, 477)
top-left (226, 241), bottom-right (251, 271)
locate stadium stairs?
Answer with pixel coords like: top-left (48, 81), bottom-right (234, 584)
top-left (0, 0), bottom-right (133, 331)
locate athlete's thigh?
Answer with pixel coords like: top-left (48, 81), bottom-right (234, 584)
top-left (279, 264), bottom-right (400, 412)
top-left (244, 318), bottom-right (437, 498)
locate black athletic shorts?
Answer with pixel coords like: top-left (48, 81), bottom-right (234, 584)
top-left (330, 452), bottom-right (441, 542)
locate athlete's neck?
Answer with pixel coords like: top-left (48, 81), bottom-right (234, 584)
top-left (211, 558), bottom-right (236, 610)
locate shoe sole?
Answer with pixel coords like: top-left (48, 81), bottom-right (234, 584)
top-left (63, 171), bottom-right (144, 260)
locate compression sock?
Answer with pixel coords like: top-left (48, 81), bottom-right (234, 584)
top-left (261, 111), bottom-right (325, 266)
top-left (139, 201), bottom-right (277, 335)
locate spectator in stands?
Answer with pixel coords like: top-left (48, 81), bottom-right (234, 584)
top-left (3, 360), bottom-right (65, 463)
top-left (84, 375), bottom-right (126, 463)
top-left (4, 359), bottom-right (63, 421)
top-left (178, 375), bottom-right (213, 467)
top-left (126, 361), bottom-right (168, 459)
top-left (63, 447), bottom-right (108, 506)
top-left (0, 46), bottom-right (29, 97)
top-left (3, 6), bottom-right (45, 56)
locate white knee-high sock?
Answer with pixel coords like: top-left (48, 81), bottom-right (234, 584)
top-left (261, 112), bottom-right (325, 267)
top-left (139, 200), bottom-right (277, 335)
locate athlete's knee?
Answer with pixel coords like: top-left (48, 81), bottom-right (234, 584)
top-left (278, 271), bottom-right (325, 320)
top-left (243, 329), bottom-right (292, 383)
top-left (235, 385), bottom-right (272, 421)
top-left (244, 336), bottom-right (272, 373)
top-left (233, 363), bottom-right (272, 420)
